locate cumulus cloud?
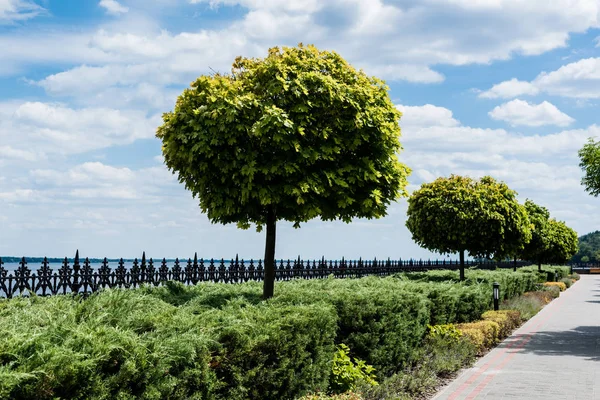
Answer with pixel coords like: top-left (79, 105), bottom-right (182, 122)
top-left (0, 0), bottom-right (45, 22)
top-left (99, 0), bottom-right (128, 15)
top-left (0, 101), bottom-right (161, 156)
top-left (488, 99), bottom-right (575, 127)
top-left (480, 57), bottom-right (600, 99)
top-left (397, 104), bottom-right (460, 128)
top-left (0, 0), bottom-right (596, 91)
top-left (479, 78), bottom-right (540, 99)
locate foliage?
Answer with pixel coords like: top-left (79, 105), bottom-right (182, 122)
top-left (543, 281), bottom-right (567, 292)
top-left (456, 320), bottom-right (500, 352)
top-left (0, 290), bottom-right (337, 400)
top-left (359, 333), bottom-right (476, 400)
top-left (501, 294), bottom-right (545, 320)
top-left (569, 272), bottom-right (580, 280)
top-left (481, 310), bottom-right (521, 337)
top-left (578, 137), bottom-right (600, 196)
top-left (519, 200), bottom-right (551, 264)
top-left (399, 268), bottom-right (538, 303)
top-left (560, 277), bottom-right (573, 288)
top-left (427, 324), bottom-right (462, 342)
top-left (0, 269), bottom-right (547, 399)
top-left (270, 277), bottom-right (431, 377)
top-left (299, 393), bottom-right (363, 400)
top-left (517, 201), bottom-right (578, 267)
top-left (330, 344), bottom-right (377, 394)
top-left (571, 231), bottom-right (600, 262)
top-left (406, 175), bottom-right (532, 279)
top-left (156, 43), bottom-right (411, 298)
top-left (542, 220), bottom-right (578, 265)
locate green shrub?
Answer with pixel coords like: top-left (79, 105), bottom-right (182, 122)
top-left (568, 273), bottom-right (580, 281)
top-left (560, 278), bottom-right (573, 288)
top-left (299, 392), bottom-right (364, 400)
top-left (481, 310), bottom-right (520, 338)
top-left (501, 294), bottom-right (544, 321)
top-left (544, 282), bottom-right (566, 292)
top-left (518, 265), bottom-right (570, 282)
top-left (330, 344), bottom-right (377, 394)
top-left (199, 300), bottom-right (338, 400)
top-left (359, 333), bottom-right (475, 400)
top-left (0, 290), bottom-right (337, 400)
top-left (456, 320), bottom-right (500, 352)
top-left (427, 324), bottom-right (462, 342)
top-left (0, 268), bottom-right (547, 399)
top-left (271, 277), bottom-right (431, 377)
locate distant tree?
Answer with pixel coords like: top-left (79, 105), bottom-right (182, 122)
top-left (406, 175), bottom-right (531, 280)
top-left (157, 44), bottom-right (411, 299)
top-left (540, 219), bottom-right (578, 265)
top-left (571, 230), bottom-right (600, 262)
top-left (579, 138), bottom-right (600, 196)
top-left (519, 200), bottom-right (551, 271)
top-left (581, 256), bottom-right (590, 263)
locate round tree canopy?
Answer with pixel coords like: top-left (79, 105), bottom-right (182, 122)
top-left (157, 44), bottom-right (410, 230)
top-left (406, 175), bottom-right (531, 259)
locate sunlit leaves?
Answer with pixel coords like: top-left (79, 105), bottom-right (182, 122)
top-left (157, 44), bottom-right (410, 230)
top-left (578, 138), bottom-right (600, 197)
top-left (405, 175), bottom-right (532, 259)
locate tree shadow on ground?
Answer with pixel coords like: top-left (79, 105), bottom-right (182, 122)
top-left (502, 326), bottom-right (600, 362)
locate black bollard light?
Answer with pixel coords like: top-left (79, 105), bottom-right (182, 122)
top-left (493, 282), bottom-right (500, 311)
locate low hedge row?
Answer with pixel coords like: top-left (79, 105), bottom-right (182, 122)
top-left (0, 268), bottom-right (566, 400)
top-left (398, 268), bottom-right (539, 301)
top-left (0, 289), bottom-right (338, 400)
top-left (456, 310), bottom-right (521, 352)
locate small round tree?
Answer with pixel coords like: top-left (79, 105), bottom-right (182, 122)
top-left (541, 219), bottom-right (578, 265)
top-left (519, 200), bottom-right (578, 269)
top-left (579, 138), bottom-right (600, 196)
top-left (406, 175), bottom-right (531, 280)
top-left (520, 200), bottom-right (551, 271)
top-left (157, 44), bottom-right (411, 298)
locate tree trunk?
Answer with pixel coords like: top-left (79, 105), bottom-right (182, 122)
top-left (538, 259), bottom-right (542, 272)
top-left (459, 250), bottom-right (465, 281)
top-left (263, 206), bottom-right (277, 299)
top-left (513, 256), bottom-right (517, 272)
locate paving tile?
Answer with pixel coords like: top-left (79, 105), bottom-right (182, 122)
top-left (433, 275), bottom-right (600, 400)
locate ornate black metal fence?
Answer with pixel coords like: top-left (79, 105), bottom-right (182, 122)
top-left (0, 251), bottom-right (530, 299)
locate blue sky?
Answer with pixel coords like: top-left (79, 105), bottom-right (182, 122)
top-left (1, 0), bottom-right (600, 260)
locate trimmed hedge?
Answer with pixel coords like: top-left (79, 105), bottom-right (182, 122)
top-left (0, 268), bottom-right (554, 399)
top-left (0, 290), bottom-right (337, 400)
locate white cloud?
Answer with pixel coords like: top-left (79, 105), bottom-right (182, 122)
top-left (99, 0), bottom-right (129, 15)
top-left (480, 58), bottom-right (600, 99)
top-left (0, 102), bottom-right (161, 156)
top-left (397, 104), bottom-right (460, 128)
top-left (0, 0), bottom-right (597, 92)
top-left (534, 58), bottom-right (600, 98)
top-left (0, 0), bottom-right (45, 22)
top-left (0, 188), bottom-right (40, 202)
top-left (488, 99), bottom-right (575, 127)
top-left (31, 162), bottom-right (135, 186)
top-left (479, 78), bottom-right (540, 99)
top-left (0, 146), bottom-right (39, 161)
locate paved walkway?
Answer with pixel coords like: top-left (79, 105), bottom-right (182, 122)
top-left (433, 275), bottom-right (600, 400)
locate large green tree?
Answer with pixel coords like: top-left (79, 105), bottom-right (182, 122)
top-left (157, 44), bottom-right (410, 298)
top-left (579, 138), bottom-right (600, 196)
top-left (406, 175), bottom-right (532, 280)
